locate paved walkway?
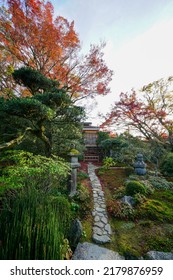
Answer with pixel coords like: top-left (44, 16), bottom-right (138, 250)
top-left (88, 163), bottom-right (112, 244)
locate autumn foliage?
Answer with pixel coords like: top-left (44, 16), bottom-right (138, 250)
top-left (0, 0), bottom-right (113, 100)
top-left (101, 78), bottom-right (173, 148)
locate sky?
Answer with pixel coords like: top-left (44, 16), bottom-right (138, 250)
top-left (51, 0), bottom-right (173, 125)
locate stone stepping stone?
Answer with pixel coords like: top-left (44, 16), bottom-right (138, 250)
top-left (72, 242), bottom-right (124, 260)
top-left (92, 234), bottom-right (111, 244)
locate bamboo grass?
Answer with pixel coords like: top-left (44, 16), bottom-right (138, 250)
top-left (0, 186), bottom-right (71, 259)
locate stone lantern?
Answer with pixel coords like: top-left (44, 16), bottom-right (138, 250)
top-left (69, 151), bottom-right (81, 196)
top-left (134, 153), bottom-right (147, 175)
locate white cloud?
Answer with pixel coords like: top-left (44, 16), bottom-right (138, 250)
top-left (52, 1), bottom-right (173, 125)
top-left (89, 17), bottom-right (173, 125)
top-left (105, 18), bottom-right (173, 92)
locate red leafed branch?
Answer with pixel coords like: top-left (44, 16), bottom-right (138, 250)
top-left (101, 79), bottom-right (173, 147)
top-left (0, 0), bottom-right (113, 100)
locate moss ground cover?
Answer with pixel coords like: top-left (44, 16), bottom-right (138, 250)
top-left (96, 167), bottom-right (173, 258)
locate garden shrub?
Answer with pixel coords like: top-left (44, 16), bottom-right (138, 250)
top-left (134, 193), bottom-right (147, 205)
top-left (153, 189), bottom-right (173, 203)
top-left (140, 180), bottom-right (154, 194)
top-left (107, 199), bottom-right (135, 220)
top-left (77, 171), bottom-right (89, 180)
top-left (128, 175), bottom-right (140, 181)
top-left (160, 153), bottom-right (173, 177)
top-left (73, 184), bottom-right (91, 218)
top-left (148, 176), bottom-right (173, 190)
top-left (125, 180), bottom-right (147, 196)
top-left (0, 150), bottom-right (70, 196)
top-left (70, 202), bottom-right (80, 213)
top-left (103, 157), bottom-right (117, 169)
top-left (107, 199), bottom-right (122, 217)
top-left (77, 184), bottom-right (90, 202)
top-left (113, 186), bottom-right (126, 199)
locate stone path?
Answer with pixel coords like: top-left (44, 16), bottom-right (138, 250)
top-left (88, 163), bottom-right (112, 244)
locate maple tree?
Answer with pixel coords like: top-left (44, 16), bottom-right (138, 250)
top-left (0, 0), bottom-right (113, 100)
top-left (0, 47), bottom-right (17, 98)
top-left (101, 77), bottom-right (173, 149)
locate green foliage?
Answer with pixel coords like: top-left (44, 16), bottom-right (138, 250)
top-left (13, 67), bottom-right (59, 95)
top-left (133, 193), bottom-right (147, 205)
top-left (107, 199), bottom-right (135, 220)
top-left (103, 157), bottom-right (116, 169)
top-left (1, 67), bottom-right (85, 157)
top-left (100, 136), bottom-right (128, 157)
top-left (0, 150), bottom-right (70, 196)
top-left (96, 131), bottom-right (110, 146)
top-left (139, 180), bottom-right (155, 195)
top-left (152, 189), bottom-right (173, 203)
top-left (148, 176), bottom-right (173, 190)
top-left (138, 199), bottom-right (173, 222)
top-left (113, 186), bottom-right (126, 199)
top-left (70, 202), bottom-right (80, 213)
top-left (34, 90), bottom-right (70, 109)
top-left (160, 153), bottom-right (173, 177)
top-left (52, 107), bottom-right (85, 158)
top-left (76, 184), bottom-right (90, 202)
top-left (2, 97), bottom-right (54, 120)
top-left (0, 186), bottom-right (72, 259)
top-left (145, 234), bottom-right (173, 253)
top-left (70, 149), bottom-right (80, 155)
top-left (125, 180), bottom-right (147, 196)
top-left (77, 171), bottom-right (89, 180)
top-left (73, 183), bottom-right (91, 218)
top-left (100, 134), bottom-right (152, 167)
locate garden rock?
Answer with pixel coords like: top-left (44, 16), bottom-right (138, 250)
top-left (72, 242), bottom-right (125, 260)
top-left (68, 219), bottom-right (83, 248)
top-left (145, 251), bottom-right (173, 260)
top-left (121, 195), bottom-right (135, 207)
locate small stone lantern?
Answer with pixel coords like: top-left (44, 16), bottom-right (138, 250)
top-left (69, 150), bottom-right (81, 196)
top-left (134, 153), bottom-right (147, 175)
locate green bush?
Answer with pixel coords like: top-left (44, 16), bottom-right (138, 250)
top-left (77, 171), bottom-right (89, 180)
top-left (125, 180), bottom-right (147, 196)
top-left (148, 176), bottom-right (173, 190)
top-left (0, 150), bottom-right (70, 196)
top-left (107, 199), bottom-right (135, 220)
top-left (77, 184), bottom-right (90, 202)
top-left (140, 180), bottom-right (154, 194)
top-left (73, 184), bottom-right (91, 218)
top-left (160, 153), bottom-right (173, 177)
top-left (103, 157), bottom-right (116, 169)
top-left (113, 186), bottom-right (126, 199)
top-left (134, 193), bottom-right (147, 205)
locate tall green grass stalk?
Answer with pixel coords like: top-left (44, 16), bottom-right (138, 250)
top-left (0, 186), bottom-right (71, 259)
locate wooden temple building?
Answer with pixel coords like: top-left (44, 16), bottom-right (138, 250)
top-left (82, 122), bottom-right (100, 162)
